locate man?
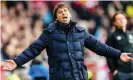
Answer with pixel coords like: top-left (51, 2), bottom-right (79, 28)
top-left (106, 12), bottom-right (133, 80)
top-left (2, 3), bottom-right (133, 80)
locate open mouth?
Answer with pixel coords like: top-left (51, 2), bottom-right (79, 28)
top-left (63, 16), bottom-right (68, 20)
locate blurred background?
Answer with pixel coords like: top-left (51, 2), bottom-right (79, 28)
top-left (1, 1), bottom-right (133, 80)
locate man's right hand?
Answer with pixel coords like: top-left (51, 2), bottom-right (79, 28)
top-left (2, 60), bottom-right (17, 71)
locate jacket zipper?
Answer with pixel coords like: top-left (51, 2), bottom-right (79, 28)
top-left (66, 32), bottom-right (76, 80)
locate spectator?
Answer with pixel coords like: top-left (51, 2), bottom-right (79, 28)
top-left (29, 59), bottom-right (49, 80)
top-left (106, 12), bottom-right (133, 80)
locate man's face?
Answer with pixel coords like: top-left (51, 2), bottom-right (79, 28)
top-left (56, 7), bottom-right (71, 24)
top-left (114, 14), bottom-right (127, 29)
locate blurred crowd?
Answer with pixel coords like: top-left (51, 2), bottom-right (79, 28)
top-left (1, 1), bottom-right (133, 80)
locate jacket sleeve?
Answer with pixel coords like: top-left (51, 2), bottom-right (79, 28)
top-left (106, 34), bottom-right (118, 73)
top-left (13, 30), bottom-right (49, 66)
top-left (84, 30), bottom-right (121, 60)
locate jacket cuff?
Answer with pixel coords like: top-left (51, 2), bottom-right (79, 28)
top-left (117, 51), bottom-right (121, 60)
top-left (13, 58), bottom-right (21, 67)
top-left (111, 47), bottom-right (121, 60)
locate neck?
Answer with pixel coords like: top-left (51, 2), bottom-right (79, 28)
top-left (56, 20), bottom-right (71, 25)
top-left (116, 25), bottom-right (126, 33)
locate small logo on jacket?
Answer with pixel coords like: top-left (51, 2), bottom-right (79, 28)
top-left (116, 36), bottom-right (122, 40)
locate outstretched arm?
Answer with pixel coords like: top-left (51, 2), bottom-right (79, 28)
top-left (84, 31), bottom-right (133, 62)
top-left (2, 30), bottom-right (49, 71)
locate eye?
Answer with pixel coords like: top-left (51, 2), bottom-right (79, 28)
top-left (64, 9), bottom-right (67, 12)
top-left (58, 10), bottom-right (62, 14)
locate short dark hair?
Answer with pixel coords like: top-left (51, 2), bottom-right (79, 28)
top-left (53, 3), bottom-right (70, 21)
top-left (112, 11), bottom-right (127, 23)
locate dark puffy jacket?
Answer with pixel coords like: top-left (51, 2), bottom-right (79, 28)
top-left (13, 21), bottom-right (121, 80)
top-left (106, 29), bottom-right (133, 73)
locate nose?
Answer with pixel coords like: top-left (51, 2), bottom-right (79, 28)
top-left (120, 19), bottom-right (124, 23)
top-left (62, 11), bottom-right (65, 15)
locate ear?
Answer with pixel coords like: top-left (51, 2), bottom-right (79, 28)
top-left (56, 18), bottom-right (58, 20)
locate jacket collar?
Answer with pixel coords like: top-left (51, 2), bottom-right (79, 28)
top-left (45, 21), bottom-right (85, 32)
top-left (55, 20), bottom-right (76, 29)
top-left (115, 28), bottom-right (126, 34)
top-left (75, 26), bottom-right (85, 32)
top-left (55, 21), bottom-right (85, 32)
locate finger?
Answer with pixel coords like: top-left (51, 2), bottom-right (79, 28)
top-left (126, 57), bottom-right (133, 62)
top-left (3, 65), bottom-right (12, 71)
top-left (5, 60), bottom-right (14, 64)
top-left (3, 66), bottom-right (9, 70)
top-left (127, 57), bottom-right (131, 61)
top-left (124, 56), bottom-right (131, 62)
top-left (5, 60), bottom-right (11, 62)
top-left (126, 53), bottom-right (131, 55)
top-left (130, 58), bottom-right (133, 60)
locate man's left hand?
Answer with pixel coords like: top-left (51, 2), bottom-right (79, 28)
top-left (120, 53), bottom-right (133, 62)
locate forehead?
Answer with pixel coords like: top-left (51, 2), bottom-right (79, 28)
top-left (115, 14), bottom-right (125, 18)
top-left (57, 7), bottom-right (69, 11)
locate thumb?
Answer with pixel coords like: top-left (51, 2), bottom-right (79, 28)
top-left (131, 58), bottom-right (133, 60)
top-left (125, 53), bottom-right (131, 55)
